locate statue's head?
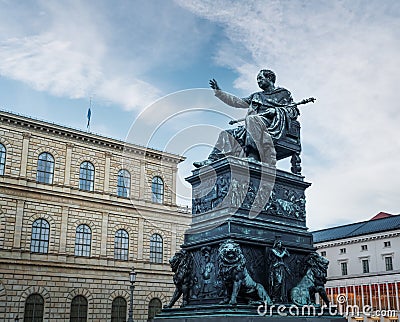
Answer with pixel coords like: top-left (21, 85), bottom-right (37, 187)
top-left (218, 239), bottom-right (244, 266)
top-left (258, 69), bottom-right (276, 85)
top-left (169, 249), bottom-right (187, 270)
top-left (306, 252), bottom-right (329, 270)
top-left (201, 246), bottom-right (211, 261)
top-left (273, 239), bottom-right (283, 249)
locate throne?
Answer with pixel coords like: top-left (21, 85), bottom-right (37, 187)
top-left (274, 119), bottom-right (302, 174)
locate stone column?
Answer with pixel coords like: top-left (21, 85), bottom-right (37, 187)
top-left (64, 143), bottom-right (74, 186)
top-left (59, 206), bottom-right (69, 254)
top-left (101, 212), bottom-right (109, 258)
top-left (104, 152), bottom-right (112, 193)
top-left (13, 200), bottom-right (25, 249)
top-left (171, 167), bottom-right (177, 205)
top-left (137, 217), bottom-right (144, 260)
top-left (139, 161), bottom-right (146, 200)
top-left (20, 132), bottom-right (31, 178)
top-left (171, 225), bottom-right (177, 255)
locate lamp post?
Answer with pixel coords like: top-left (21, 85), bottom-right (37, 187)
top-left (127, 267), bottom-right (137, 322)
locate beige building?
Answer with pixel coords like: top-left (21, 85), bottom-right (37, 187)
top-left (0, 110), bottom-right (191, 321)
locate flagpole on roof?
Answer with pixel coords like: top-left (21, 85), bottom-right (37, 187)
top-left (87, 97), bottom-right (92, 132)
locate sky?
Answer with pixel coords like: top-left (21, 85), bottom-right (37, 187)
top-left (0, 0), bottom-right (399, 230)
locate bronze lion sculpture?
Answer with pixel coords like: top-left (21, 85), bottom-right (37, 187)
top-left (164, 249), bottom-right (192, 308)
top-left (217, 239), bottom-right (272, 306)
top-left (291, 252), bottom-right (329, 306)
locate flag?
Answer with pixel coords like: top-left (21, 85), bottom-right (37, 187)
top-left (87, 107), bottom-right (91, 129)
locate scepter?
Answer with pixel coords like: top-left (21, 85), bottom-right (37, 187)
top-left (228, 97), bottom-right (316, 125)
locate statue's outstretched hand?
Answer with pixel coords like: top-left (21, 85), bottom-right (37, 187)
top-left (209, 79), bottom-right (220, 90)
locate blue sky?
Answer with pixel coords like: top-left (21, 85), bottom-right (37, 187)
top-left (1, 0), bottom-right (399, 230)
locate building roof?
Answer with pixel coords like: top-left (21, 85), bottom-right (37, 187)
top-left (0, 109), bottom-right (185, 164)
top-left (369, 211), bottom-right (393, 220)
top-left (312, 213), bottom-right (400, 243)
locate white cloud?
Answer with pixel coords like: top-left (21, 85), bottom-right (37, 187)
top-left (0, 1), bottom-right (211, 111)
top-left (0, 34), bottom-right (102, 98)
top-left (177, 0), bottom-right (400, 229)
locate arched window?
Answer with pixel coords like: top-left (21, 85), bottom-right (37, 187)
top-left (30, 219), bottom-right (50, 253)
top-left (150, 234), bottom-right (163, 263)
top-left (70, 295), bottom-right (88, 322)
top-left (114, 229), bottom-right (129, 261)
top-left (24, 293), bottom-right (44, 322)
top-left (117, 169), bottom-right (131, 197)
top-left (111, 297), bottom-right (127, 322)
top-left (75, 224), bottom-right (91, 257)
top-left (148, 298), bottom-right (162, 320)
top-left (36, 152), bottom-right (54, 184)
top-left (0, 143), bottom-right (5, 176)
top-left (79, 161), bottom-right (94, 191)
top-left (151, 176), bottom-right (164, 204)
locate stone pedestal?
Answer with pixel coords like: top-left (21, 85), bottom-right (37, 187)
top-left (186, 157), bottom-right (311, 247)
top-left (155, 157), bottom-right (342, 321)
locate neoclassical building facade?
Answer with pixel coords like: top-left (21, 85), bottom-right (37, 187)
top-left (0, 110), bottom-right (191, 321)
top-left (313, 213), bottom-right (400, 321)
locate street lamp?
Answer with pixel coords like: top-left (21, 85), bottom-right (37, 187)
top-left (127, 267), bottom-right (137, 322)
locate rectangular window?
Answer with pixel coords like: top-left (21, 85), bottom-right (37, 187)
top-left (114, 229), bottom-right (129, 261)
top-left (341, 262), bottom-right (348, 275)
top-left (36, 152), bottom-right (54, 184)
top-left (150, 234), bottom-right (163, 263)
top-left (75, 224), bottom-right (91, 257)
top-left (362, 259), bottom-right (369, 273)
top-left (385, 256), bottom-right (393, 271)
top-left (321, 251), bottom-right (326, 257)
top-left (0, 144), bottom-right (6, 176)
top-left (340, 248), bottom-right (346, 254)
top-left (384, 241), bottom-right (391, 247)
top-left (361, 245), bottom-right (368, 251)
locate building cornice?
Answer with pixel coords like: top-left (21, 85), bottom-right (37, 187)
top-left (326, 270), bottom-right (400, 282)
top-left (0, 178), bottom-right (192, 222)
top-left (0, 110), bottom-right (185, 164)
top-left (315, 232), bottom-right (400, 249)
top-left (0, 255), bottom-right (174, 277)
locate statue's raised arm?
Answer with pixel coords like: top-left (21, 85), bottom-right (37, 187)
top-left (209, 78), bottom-right (249, 109)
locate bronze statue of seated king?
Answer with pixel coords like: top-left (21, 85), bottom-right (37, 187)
top-left (193, 69), bottom-right (314, 174)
